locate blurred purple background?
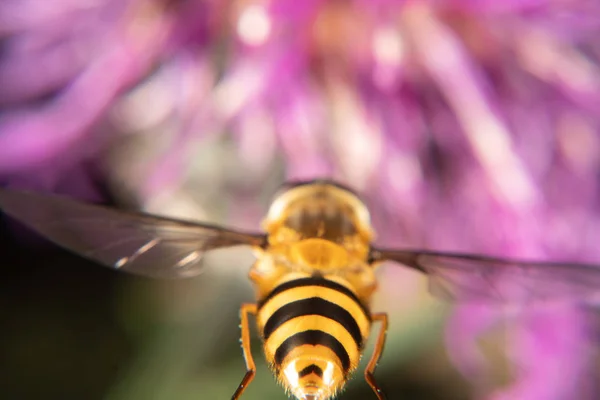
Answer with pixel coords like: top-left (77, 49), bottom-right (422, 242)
top-left (1, 1), bottom-right (600, 399)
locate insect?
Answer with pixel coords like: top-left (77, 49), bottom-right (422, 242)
top-left (1, 179), bottom-right (600, 400)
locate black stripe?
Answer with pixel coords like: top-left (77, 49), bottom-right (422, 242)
top-left (263, 297), bottom-right (363, 348)
top-left (298, 364), bottom-right (323, 378)
top-left (258, 277), bottom-right (370, 320)
top-left (274, 330), bottom-right (351, 372)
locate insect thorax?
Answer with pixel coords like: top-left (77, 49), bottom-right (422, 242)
top-left (250, 181), bottom-right (378, 301)
top-left (260, 181), bottom-right (373, 270)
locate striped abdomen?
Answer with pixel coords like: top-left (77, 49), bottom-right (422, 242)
top-left (257, 277), bottom-right (371, 399)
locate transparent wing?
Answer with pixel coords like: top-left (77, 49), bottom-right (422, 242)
top-left (0, 188), bottom-right (267, 278)
top-left (370, 248), bottom-right (600, 304)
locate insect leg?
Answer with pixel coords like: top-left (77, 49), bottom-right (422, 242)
top-left (232, 303), bottom-right (258, 400)
top-left (365, 312), bottom-right (389, 400)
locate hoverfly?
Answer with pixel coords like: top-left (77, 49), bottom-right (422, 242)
top-left (1, 179), bottom-right (600, 400)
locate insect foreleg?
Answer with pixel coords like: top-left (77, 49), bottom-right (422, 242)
top-left (365, 312), bottom-right (389, 400)
top-left (232, 303), bottom-right (258, 400)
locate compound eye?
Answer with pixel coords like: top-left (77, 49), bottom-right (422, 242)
top-left (272, 180), bottom-right (361, 203)
top-left (271, 180), bottom-right (314, 202)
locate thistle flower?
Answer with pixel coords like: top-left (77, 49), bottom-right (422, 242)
top-left (2, 0), bottom-right (600, 399)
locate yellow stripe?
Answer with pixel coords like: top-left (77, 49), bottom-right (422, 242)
top-left (263, 315), bottom-right (360, 370)
top-left (257, 286), bottom-right (370, 338)
top-left (272, 344), bottom-right (347, 386)
top-left (273, 343), bottom-right (342, 369)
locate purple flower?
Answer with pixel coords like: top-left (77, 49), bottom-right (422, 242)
top-left (2, 0), bottom-right (600, 398)
top-left (0, 0), bottom-right (173, 193)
